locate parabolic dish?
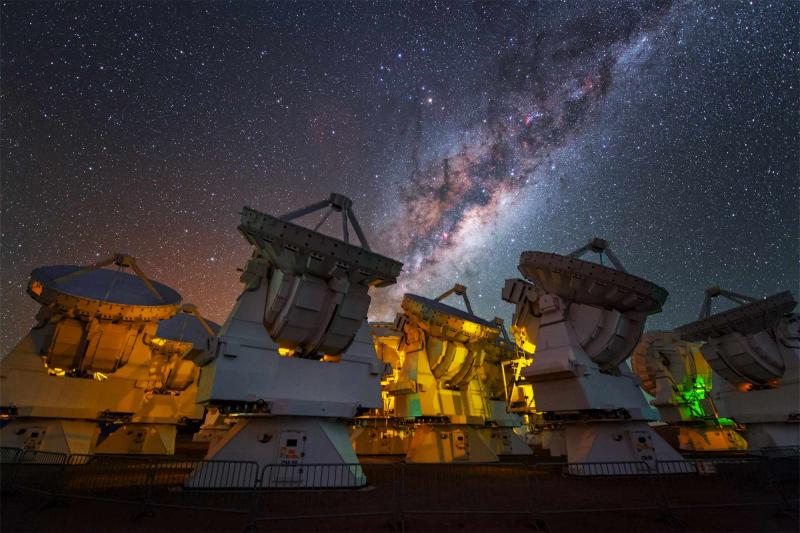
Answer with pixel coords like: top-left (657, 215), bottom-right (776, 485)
top-left (238, 206), bottom-right (402, 287)
top-left (518, 251), bottom-right (668, 314)
top-left (155, 313), bottom-right (220, 346)
top-left (676, 291), bottom-right (796, 341)
top-left (28, 265), bottom-right (182, 321)
top-left (402, 293), bottom-right (499, 341)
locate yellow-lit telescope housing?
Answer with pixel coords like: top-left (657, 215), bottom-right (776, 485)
top-left (348, 321), bottom-right (413, 456)
top-left (398, 292), bottom-right (500, 391)
top-left (365, 284), bottom-right (531, 462)
top-left (0, 254), bottom-right (215, 456)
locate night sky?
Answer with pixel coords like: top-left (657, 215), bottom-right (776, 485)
top-left (1, 1), bottom-right (797, 353)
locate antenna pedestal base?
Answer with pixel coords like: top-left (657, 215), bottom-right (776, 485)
top-left (95, 423), bottom-right (177, 455)
top-left (192, 408), bottom-right (233, 446)
top-left (192, 416), bottom-right (364, 488)
top-left (350, 424), bottom-right (411, 455)
top-left (477, 426), bottom-right (532, 456)
top-left (405, 424), bottom-right (498, 463)
top-left (562, 422), bottom-right (687, 474)
top-left (526, 428), bottom-right (567, 456)
top-left (0, 419), bottom-right (99, 456)
top-left (677, 425), bottom-right (747, 452)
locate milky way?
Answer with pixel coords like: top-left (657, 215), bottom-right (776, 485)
top-left (1, 1), bottom-right (797, 352)
top-left (371, 2), bottom-right (675, 318)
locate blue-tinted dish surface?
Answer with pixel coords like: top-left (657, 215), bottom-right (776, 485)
top-left (156, 313), bottom-right (220, 344)
top-left (31, 265), bottom-right (181, 306)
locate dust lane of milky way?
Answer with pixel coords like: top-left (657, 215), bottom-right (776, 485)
top-left (369, 1), bottom-right (673, 319)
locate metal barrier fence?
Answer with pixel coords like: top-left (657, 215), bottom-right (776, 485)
top-left (0, 447), bottom-right (23, 492)
top-left (1, 446), bottom-right (22, 464)
top-left (259, 462), bottom-right (367, 489)
top-left (653, 458), bottom-right (784, 509)
top-left (1, 448), bottom-right (797, 530)
top-left (401, 462), bottom-right (532, 517)
top-left (756, 452), bottom-right (800, 509)
top-left (533, 461), bottom-right (663, 514)
top-left (19, 449), bottom-right (68, 464)
top-left (1, 448), bottom-right (68, 494)
top-left (249, 463), bottom-right (399, 525)
top-left (47, 456), bottom-right (259, 513)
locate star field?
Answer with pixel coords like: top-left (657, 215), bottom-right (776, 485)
top-left (1, 1), bottom-right (797, 352)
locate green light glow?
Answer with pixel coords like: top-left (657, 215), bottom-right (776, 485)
top-left (676, 375), bottom-right (737, 429)
top-left (677, 375), bottom-right (709, 419)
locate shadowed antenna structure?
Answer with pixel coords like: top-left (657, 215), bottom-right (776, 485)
top-left (697, 286), bottom-right (759, 320)
top-left (568, 237), bottom-right (626, 272)
top-left (280, 192), bottom-right (371, 250)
